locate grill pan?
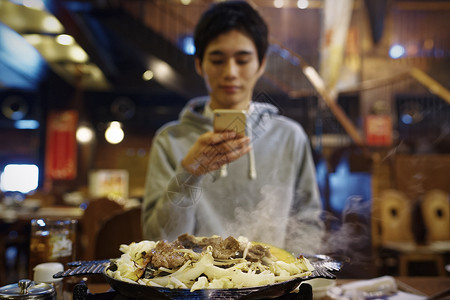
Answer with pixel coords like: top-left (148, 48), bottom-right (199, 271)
top-left (54, 255), bottom-right (343, 299)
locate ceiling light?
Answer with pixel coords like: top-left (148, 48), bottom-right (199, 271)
top-left (142, 70), bottom-right (154, 81)
top-left (42, 15), bottom-right (64, 32)
top-left (69, 46), bottom-right (89, 62)
top-left (76, 125), bottom-right (94, 144)
top-left (56, 34), bottom-right (75, 46)
top-left (105, 121), bottom-right (124, 144)
top-left (153, 61), bottom-right (172, 79)
top-left (274, 0), bottom-right (284, 8)
top-left (297, 0), bottom-right (309, 9)
top-left (389, 44), bottom-right (405, 59)
top-left (88, 65), bottom-right (104, 80)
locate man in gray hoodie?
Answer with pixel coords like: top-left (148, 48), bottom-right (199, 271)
top-left (142, 1), bottom-right (324, 254)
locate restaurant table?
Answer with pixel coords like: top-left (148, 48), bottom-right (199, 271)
top-left (0, 205), bottom-right (84, 286)
top-left (325, 277), bottom-right (450, 299)
top-left (81, 276), bottom-right (450, 299)
top-left (0, 206), bottom-right (84, 222)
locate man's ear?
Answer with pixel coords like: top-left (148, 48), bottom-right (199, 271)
top-left (195, 57), bottom-right (203, 76)
top-left (257, 57), bottom-right (267, 77)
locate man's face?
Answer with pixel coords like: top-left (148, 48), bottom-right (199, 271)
top-left (195, 30), bottom-right (266, 110)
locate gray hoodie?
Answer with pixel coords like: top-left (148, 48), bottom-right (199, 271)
top-left (142, 97), bottom-right (324, 254)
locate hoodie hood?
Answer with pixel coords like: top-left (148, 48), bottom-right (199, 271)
top-left (178, 96), bottom-right (279, 180)
top-left (178, 96), bottom-right (212, 129)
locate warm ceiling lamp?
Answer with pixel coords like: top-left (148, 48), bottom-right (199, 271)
top-left (56, 34), bottom-right (75, 46)
top-left (76, 125), bottom-right (94, 144)
top-left (69, 46), bottom-right (89, 63)
top-left (142, 70), bottom-right (154, 81)
top-left (273, 0), bottom-right (284, 8)
top-left (297, 0), bottom-right (309, 9)
top-left (105, 121), bottom-right (124, 144)
top-left (42, 15), bottom-right (64, 32)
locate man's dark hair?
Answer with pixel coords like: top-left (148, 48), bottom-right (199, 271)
top-left (194, 1), bottom-right (269, 65)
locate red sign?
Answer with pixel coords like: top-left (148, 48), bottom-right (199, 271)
top-left (365, 115), bottom-right (393, 147)
top-left (45, 110), bottom-right (78, 180)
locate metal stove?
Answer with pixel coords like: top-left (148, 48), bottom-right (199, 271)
top-left (72, 281), bottom-right (313, 300)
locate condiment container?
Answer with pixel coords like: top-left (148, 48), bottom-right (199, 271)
top-left (33, 263), bottom-right (63, 300)
top-left (29, 219), bottom-right (77, 275)
top-left (0, 279), bottom-right (55, 299)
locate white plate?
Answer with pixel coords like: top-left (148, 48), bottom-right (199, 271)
top-left (301, 278), bottom-right (336, 299)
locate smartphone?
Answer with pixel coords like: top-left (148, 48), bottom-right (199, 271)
top-left (213, 109), bottom-right (246, 136)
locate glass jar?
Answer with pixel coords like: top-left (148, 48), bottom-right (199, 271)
top-left (29, 219), bottom-right (77, 276)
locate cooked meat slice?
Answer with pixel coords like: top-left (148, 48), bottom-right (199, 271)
top-left (197, 236), bottom-right (223, 247)
top-left (210, 236), bottom-right (241, 259)
top-left (246, 244), bottom-right (271, 262)
top-left (143, 234), bottom-right (274, 274)
top-left (177, 233), bottom-right (204, 252)
top-left (150, 240), bottom-right (188, 269)
top-left (177, 234), bottom-right (242, 259)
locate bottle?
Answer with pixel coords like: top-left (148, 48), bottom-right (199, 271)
top-left (33, 262), bottom-right (64, 300)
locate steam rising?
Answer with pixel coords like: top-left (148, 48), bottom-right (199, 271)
top-left (321, 196), bottom-right (372, 265)
top-left (224, 185), bottom-right (290, 249)
top-left (222, 184), bottom-right (325, 256)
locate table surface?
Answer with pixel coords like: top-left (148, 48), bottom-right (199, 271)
top-left (0, 206), bottom-right (84, 222)
top-left (84, 276), bottom-right (450, 298)
top-left (332, 277), bottom-right (450, 297)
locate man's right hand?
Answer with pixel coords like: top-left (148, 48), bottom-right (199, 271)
top-left (181, 131), bottom-right (251, 176)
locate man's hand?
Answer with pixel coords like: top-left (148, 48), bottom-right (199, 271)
top-left (181, 131), bottom-right (251, 175)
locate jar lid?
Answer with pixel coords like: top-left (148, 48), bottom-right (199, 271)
top-left (34, 263), bottom-right (63, 283)
top-left (0, 279), bottom-right (55, 299)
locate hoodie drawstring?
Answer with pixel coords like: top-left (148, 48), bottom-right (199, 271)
top-left (247, 121), bottom-right (257, 180)
top-left (218, 118), bottom-right (256, 180)
top-left (219, 164), bottom-right (228, 177)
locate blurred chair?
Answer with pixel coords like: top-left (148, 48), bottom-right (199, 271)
top-left (379, 189), bottom-right (416, 245)
top-left (94, 206), bottom-right (142, 259)
top-left (80, 197), bottom-right (124, 260)
top-left (378, 189), bottom-right (447, 276)
top-left (421, 189), bottom-right (450, 243)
